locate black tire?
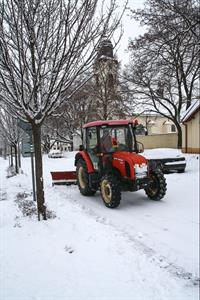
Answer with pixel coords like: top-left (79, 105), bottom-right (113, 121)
top-left (177, 169), bottom-right (185, 173)
top-left (76, 159), bottom-right (96, 196)
top-left (145, 169), bottom-right (167, 201)
top-left (100, 174), bottom-right (121, 208)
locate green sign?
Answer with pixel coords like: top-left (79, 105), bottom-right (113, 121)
top-left (21, 132), bottom-right (34, 156)
top-left (18, 119), bottom-right (32, 136)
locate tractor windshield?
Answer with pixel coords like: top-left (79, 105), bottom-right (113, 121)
top-left (99, 125), bottom-right (137, 153)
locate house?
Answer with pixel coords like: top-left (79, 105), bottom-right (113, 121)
top-left (49, 140), bottom-right (72, 152)
top-left (132, 114), bottom-right (177, 135)
top-left (181, 100), bottom-right (200, 154)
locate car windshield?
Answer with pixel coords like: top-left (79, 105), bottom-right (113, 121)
top-left (99, 125), bottom-right (136, 153)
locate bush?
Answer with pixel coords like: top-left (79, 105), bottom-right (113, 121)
top-left (6, 166), bottom-right (16, 178)
top-left (15, 192), bottom-right (56, 219)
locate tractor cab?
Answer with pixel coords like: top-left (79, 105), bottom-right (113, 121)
top-left (82, 119), bottom-right (141, 152)
top-left (75, 120), bottom-right (167, 208)
top-left (79, 120), bottom-right (144, 171)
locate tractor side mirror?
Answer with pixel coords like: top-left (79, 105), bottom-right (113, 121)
top-left (136, 142), bottom-right (144, 153)
top-left (79, 145), bottom-right (84, 151)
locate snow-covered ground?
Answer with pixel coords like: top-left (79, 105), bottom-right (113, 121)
top-left (0, 149), bottom-right (199, 300)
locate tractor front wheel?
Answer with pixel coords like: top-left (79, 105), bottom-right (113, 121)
top-left (145, 169), bottom-right (167, 201)
top-left (100, 174), bottom-right (121, 208)
top-left (76, 159), bottom-right (96, 196)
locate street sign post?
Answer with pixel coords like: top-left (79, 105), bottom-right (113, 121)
top-left (18, 120), bottom-right (36, 202)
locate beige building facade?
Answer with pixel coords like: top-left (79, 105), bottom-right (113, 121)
top-left (181, 101), bottom-right (200, 154)
top-left (132, 114), bottom-right (177, 135)
top-left (137, 133), bottom-right (178, 149)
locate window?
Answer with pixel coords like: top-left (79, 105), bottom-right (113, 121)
top-left (108, 74), bottom-right (114, 87)
top-left (171, 124), bottom-right (176, 132)
top-left (99, 128), bottom-right (113, 152)
top-left (99, 126), bottom-right (134, 152)
top-left (86, 127), bottom-right (97, 150)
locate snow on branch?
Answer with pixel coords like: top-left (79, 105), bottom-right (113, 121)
top-left (0, 0), bottom-right (126, 125)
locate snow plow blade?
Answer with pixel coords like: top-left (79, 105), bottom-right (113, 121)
top-left (50, 171), bottom-right (77, 185)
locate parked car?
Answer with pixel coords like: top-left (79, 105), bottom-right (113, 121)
top-left (148, 157), bottom-right (186, 173)
top-left (48, 149), bottom-right (63, 158)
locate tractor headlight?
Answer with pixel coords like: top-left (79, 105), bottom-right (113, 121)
top-left (134, 163), bottom-right (148, 178)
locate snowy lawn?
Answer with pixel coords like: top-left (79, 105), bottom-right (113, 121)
top-left (0, 149), bottom-right (199, 300)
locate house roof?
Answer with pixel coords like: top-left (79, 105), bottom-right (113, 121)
top-left (181, 100), bottom-right (200, 123)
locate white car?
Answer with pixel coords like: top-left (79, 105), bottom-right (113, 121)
top-left (48, 149), bottom-right (63, 158)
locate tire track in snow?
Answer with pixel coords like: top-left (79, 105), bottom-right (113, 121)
top-left (59, 187), bottom-right (199, 287)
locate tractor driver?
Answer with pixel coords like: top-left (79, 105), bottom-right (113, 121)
top-left (100, 128), bottom-right (116, 153)
top-left (100, 128), bottom-right (121, 153)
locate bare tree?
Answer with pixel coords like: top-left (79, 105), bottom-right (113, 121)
top-left (0, 107), bottom-right (21, 173)
top-left (123, 0), bottom-right (199, 148)
top-left (0, 0), bottom-right (125, 219)
top-left (41, 120), bottom-right (60, 154)
top-left (41, 77), bottom-right (96, 153)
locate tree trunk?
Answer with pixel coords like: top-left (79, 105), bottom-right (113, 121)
top-left (103, 102), bottom-right (108, 120)
top-left (32, 124), bottom-right (47, 220)
top-left (175, 122), bottom-right (182, 149)
top-left (18, 142), bottom-right (21, 170)
top-left (3, 142), bottom-right (7, 159)
top-left (10, 146), bottom-right (13, 167)
top-left (14, 144), bottom-right (19, 174)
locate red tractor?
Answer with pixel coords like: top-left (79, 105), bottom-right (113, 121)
top-left (75, 120), bottom-right (167, 208)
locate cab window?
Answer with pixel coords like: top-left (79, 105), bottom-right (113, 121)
top-left (86, 127), bottom-right (97, 150)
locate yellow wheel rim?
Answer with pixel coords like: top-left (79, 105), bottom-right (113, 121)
top-left (101, 179), bottom-right (112, 204)
top-left (78, 166), bottom-right (86, 189)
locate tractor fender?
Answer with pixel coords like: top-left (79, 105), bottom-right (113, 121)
top-left (74, 151), bottom-right (95, 173)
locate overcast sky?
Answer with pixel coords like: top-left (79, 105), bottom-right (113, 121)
top-left (115, 0), bottom-right (146, 65)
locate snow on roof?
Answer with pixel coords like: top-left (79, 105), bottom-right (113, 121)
top-left (133, 112), bottom-right (165, 117)
top-left (181, 100), bottom-right (200, 122)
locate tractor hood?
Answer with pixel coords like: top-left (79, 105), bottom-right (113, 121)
top-left (112, 151), bottom-right (147, 165)
top-left (112, 151), bottom-right (148, 179)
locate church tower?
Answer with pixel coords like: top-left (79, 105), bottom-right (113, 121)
top-left (94, 36), bottom-right (118, 90)
top-left (93, 37), bottom-right (119, 120)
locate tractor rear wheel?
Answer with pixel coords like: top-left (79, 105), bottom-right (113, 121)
top-left (100, 174), bottom-right (121, 208)
top-left (76, 159), bottom-right (96, 196)
top-left (145, 169), bottom-right (167, 201)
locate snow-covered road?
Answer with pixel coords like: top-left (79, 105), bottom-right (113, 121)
top-left (0, 149), bottom-right (199, 300)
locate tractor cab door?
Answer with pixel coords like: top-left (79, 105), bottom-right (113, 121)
top-left (86, 127), bottom-right (99, 171)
